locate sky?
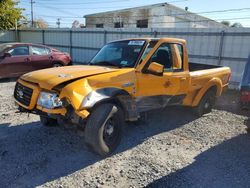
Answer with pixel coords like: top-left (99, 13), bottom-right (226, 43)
top-left (18, 0), bottom-right (250, 28)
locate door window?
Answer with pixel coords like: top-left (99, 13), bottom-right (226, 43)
top-left (149, 43), bottom-right (183, 71)
top-left (8, 46), bottom-right (29, 56)
top-left (31, 46), bottom-right (49, 55)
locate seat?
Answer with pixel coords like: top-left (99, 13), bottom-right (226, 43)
top-left (153, 49), bottom-right (172, 69)
top-left (122, 47), bottom-right (139, 65)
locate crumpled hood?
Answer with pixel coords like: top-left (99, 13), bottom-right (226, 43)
top-left (21, 65), bottom-right (118, 90)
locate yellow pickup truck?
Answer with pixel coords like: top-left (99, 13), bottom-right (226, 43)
top-left (14, 38), bottom-right (231, 156)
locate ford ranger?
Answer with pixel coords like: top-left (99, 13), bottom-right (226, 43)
top-left (14, 38), bottom-right (231, 156)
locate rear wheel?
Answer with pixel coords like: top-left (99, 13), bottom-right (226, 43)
top-left (53, 63), bottom-right (63, 67)
top-left (40, 116), bottom-right (58, 127)
top-left (84, 103), bottom-right (124, 156)
top-left (194, 90), bottom-right (216, 117)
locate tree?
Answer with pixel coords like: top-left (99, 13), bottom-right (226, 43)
top-left (34, 19), bottom-right (48, 28)
top-left (231, 22), bottom-right (243, 28)
top-left (221, 21), bottom-right (230, 26)
top-left (0, 0), bottom-right (24, 30)
top-left (221, 20), bottom-right (243, 28)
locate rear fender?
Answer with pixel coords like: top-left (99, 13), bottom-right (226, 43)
top-left (192, 78), bottom-right (222, 107)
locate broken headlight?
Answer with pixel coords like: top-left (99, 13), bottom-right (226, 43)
top-left (37, 91), bottom-right (62, 109)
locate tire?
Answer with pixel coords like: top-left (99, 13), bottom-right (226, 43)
top-left (53, 63), bottom-right (63, 67)
top-left (40, 116), bottom-right (58, 127)
top-left (194, 90), bottom-right (216, 117)
top-left (84, 103), bottom-right (124, 156)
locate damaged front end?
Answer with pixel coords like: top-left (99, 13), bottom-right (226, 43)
top-left (14, 78), bottom-right (90, 128)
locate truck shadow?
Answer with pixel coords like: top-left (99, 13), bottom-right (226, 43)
top-left (0, 106), bottom-right (196, 187)
top-left (146, 133), bottom-right (250, 188)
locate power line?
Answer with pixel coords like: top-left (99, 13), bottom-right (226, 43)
top-left (34, 0), bottom-right (131, 5)
top-left (84, 8), bottom-right (250, 18)
top-left (21, 1), bottom-right (189, 9)
top-left (31, 7), bottom-right (250, 19)
top-left (18, 1), bottom-right (250, 27)
top-left (43, 16), bottom-right (250, 26)
top-left (22, 0), bottom-right (187, 5)
top-left (85, 16), bottom-right (250, 26)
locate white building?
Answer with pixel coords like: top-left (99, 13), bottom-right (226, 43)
top-left (84, 3), bottom-right (226, 29)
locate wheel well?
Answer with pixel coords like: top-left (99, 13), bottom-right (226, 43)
top-left (90, 96), bottom-right (125, 112)
top-left (207, 85), bottom-right (217, 95)
top-left (53, 61), bottom-right (64, 66)
top-left (89, 94), bottom-right (137, 121)
top-left (192, 84), bottom-right (219, 107)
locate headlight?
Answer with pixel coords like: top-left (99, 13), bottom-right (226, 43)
top-left (37, 91), bottom-right (62, 109)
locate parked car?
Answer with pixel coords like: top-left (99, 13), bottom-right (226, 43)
top-left (14, 38), bottom-right (231, 156)
top-left (240, 54), bottom-right (250, 110)
top-left (0, 43), bottom-right (71, 79)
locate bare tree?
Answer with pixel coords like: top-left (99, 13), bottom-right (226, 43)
top-left (34, 19), bottom-right (48, 28)
top-left (72, 20), bottom-right (80, 28)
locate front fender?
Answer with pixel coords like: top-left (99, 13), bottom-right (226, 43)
top-left (80, 87), bottom-right (130, 109)
top-left (192, 78), bottom-right (223, 107)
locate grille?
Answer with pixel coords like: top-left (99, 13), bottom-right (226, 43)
top-left (14, 82), bottom-right (33, 106)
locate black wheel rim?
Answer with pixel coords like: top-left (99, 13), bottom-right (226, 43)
top-left (204, 99), bottom-right (210, 110)
top-left (103, 117), bottom-right (119, 148)
top-left (204, 96), bottom-right (213, 112)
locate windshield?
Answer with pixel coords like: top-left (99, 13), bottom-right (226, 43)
top-left (0, 43), bottom-right (13, 52)
top-left (90, 40), bottom-right (146, 68)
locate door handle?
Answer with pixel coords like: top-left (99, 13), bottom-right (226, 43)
top-left (25, 57), bottom-right (31, 62)
top-left (180, 77), bottom-right (187, 81)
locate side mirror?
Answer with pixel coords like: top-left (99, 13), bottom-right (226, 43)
top-left (3, 52), bottom-right (11, 58)
top-left (147, 62), bottom-right (164, 76)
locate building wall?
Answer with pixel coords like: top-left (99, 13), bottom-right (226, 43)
top-left (85, 5), bottom-right (224, 29)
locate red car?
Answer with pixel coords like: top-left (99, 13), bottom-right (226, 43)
top-left (0, 43), bottom-right (71, 79)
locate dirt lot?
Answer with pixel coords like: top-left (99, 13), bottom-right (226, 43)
top-left (0, 80), bottom-right (250, 188)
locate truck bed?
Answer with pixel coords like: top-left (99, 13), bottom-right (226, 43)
top-left (189, 62), bottom-right (221, 72)
top-left (189, 62), bottom-right (231, 92)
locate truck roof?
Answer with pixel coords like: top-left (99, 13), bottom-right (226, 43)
top-left (109, 38), bottom-right (186, 44)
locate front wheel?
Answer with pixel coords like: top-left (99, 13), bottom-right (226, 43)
top-left (84, 103), bottom-right (124, 156)
top-left (194, 90), bottom-right (216, 117)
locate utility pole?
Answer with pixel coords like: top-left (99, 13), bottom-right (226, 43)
top-left (30, 0), bottom-right (35, 27)
top-left (56, 18), bottom-right (61, 28)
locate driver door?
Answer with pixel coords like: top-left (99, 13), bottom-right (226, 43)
top-left (135, 42), bottom-right (189, 111)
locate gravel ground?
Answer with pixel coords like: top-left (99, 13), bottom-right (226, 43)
top-left (0, 80), bottom-right (249, 188)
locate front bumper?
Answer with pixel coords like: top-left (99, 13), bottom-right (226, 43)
top-left (14, 79), bottom-right (89, 119)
